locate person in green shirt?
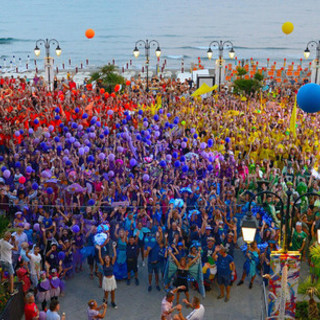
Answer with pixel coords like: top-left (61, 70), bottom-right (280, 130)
top-left (290, 222), bottom-right (307, 254)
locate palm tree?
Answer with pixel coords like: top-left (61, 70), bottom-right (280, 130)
top-left (89, 64), bottom-right (125, 93)
top-left (298, 277), bottom-right (320, 320)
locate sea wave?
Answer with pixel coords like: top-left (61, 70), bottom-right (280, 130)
top-left (164, 55), bottom-right (190, 60)
top-left (0, 37), bottom-right (33, 44)
top-left (179, 46), bottom-right (208, 50)
top-left (234, 46), bottom-right (296, 50)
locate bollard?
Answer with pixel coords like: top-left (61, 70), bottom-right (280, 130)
top-left (126, 63), bottom-right (128, 69)
top-left (122, 67), bottom-right (124, 73)
top-left (142, 66), bottom-right (144, 73)
top-left (26, 64), bottom-right (28, 70)
top-left (75, 67), bottom-right (78, 73)
top-left (16, 67), bottom-right (18, 73)
top-left (81, 63), bottom-right (83, 69)
top-left (34, 59), bottom-right (37, 65)
top-left (69, 59), bottom-right (71, 66)
top-left (112, 59), bottom-right (115, 65)
top-left (56, 67), bottom-right (59, 73)
top-left (86, 59), bottom-right (89, 65)
top-left (36, 67), bottom-right (38, 73)
top-left (62, 63), bottom-right (65, 69)
top-left (130, 60), bottom-right (132, 66)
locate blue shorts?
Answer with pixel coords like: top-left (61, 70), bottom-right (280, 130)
top-left (217, 273), bottom-right (231, 287)
top-left (148, 261), bottom-right (159, 274)
top-left (0, 260), bottom-right (14, 275)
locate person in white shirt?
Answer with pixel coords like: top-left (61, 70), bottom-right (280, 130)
top-left (12, 226), bottom-right (28, 267)
top-left (29, 245), bottom-right (42, 288)
top-left (0, 231), bottom-right (18, 295)
top-left (161, 285), bottom-right (185, 320)
top-left (174, 297), bottom-right (205, 320)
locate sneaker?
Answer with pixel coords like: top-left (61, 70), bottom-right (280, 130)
top-left (127, 279), bottom-right (131, 286)
top-left (224, 297), bottom-right (229, 303)
top-left (102, 299), bottom-right (107, 304)
top-left (249, 282), bottom-right (253, 289)
top-left (217, 295), bottom-right (224, 300)
top-left (156, 285), bottom-right (161, 291)
top-left (111, 302), bottom-right (117, 309)
top-left (148, 286), bottom-right (152, 292)
top-left (135, 278), bottom-right (139, 286)
top-left (237, 280), bottom-right (244, 286)
top-left (9, 289), bottom-right (18, 296)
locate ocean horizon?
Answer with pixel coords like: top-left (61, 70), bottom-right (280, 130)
top-left (1, 0), bottom-right (320, 70)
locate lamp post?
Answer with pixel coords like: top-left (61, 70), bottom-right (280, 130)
top-left (207, 40), bottom-right (235, 92)
top-left (34, 38), bottom-right (61, 89)
top-left (246, 190), bottom-right (320, 319)
top-left (133, 39), bottom-right (161, 92)
top-left (304, 41), bottom-right (320, 84)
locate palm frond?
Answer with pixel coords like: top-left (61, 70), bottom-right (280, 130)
top-left (298, 277), bottom-right (320, 300)
top-left (310, 245), bottom-right (320, 267)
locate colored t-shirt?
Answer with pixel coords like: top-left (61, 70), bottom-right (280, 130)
top-left (290, 230), bottom-right (307, 251)
top-left (87, 308), bottom-right (99, 320)
top-left (24, 302), bottom-right (39, 320)
top-left (216, 253), bottom-right (233, 277)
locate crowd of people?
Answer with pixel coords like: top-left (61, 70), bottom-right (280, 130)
top-left (0, 71), bottom-right (319, 320)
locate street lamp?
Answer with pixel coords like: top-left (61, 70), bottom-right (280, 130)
top-left (303, 41), bottom-right (320, 83)
top-left (34, 38), bottom-right (62, 89)
top-left (207, 40), bottom-right (235, 91)
top-left (316, 220), bottom-right (320, 245)
top-left (133, 39), bottom-right (161, 92)
top-left (241, 212), bottom-right (258, 244)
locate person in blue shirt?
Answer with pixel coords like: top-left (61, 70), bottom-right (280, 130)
top-left (145, 227), bottom-right (163, 292)
top-left (213, 245), bottom-right (235, 303)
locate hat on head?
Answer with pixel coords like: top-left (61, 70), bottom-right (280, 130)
top-left (205, 226), bottom-right (213, 230)
top-left (15, 211), bottom-right (22, 216)
top-left (207, 237), bottom-right (215, 242)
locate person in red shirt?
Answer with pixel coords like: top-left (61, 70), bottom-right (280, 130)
top-left (24, 292), bottom-right (39, 320)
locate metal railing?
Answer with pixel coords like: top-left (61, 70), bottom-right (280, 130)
top-left (261, 280), bottom-right (269, 320)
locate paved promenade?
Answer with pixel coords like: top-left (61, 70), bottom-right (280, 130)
top-left (59, 250), bottom-right (263, 320)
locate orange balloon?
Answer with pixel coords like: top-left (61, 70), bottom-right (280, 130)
top-left (85, 29), bottom-right (95, 39)
top-left (104, 92), bottom-right (109, 99)
top-left (100, 88), bottom-right (105, 94)
top-left (114, 84), bottom-right (121, 92)
top-left (126, 80), bottom-right (131, 86)
top-left (111, 92), bottom-right (116, 98)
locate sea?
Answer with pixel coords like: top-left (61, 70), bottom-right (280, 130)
top-left (1, 0), bottom-right (320, 71)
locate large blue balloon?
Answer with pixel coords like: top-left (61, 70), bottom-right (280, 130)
top-left (297, 83), bottom-right (320, 113)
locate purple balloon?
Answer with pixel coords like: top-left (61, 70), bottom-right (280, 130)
top-left (200, 142), bottom-right (207, 149)
top-left (33, 223), bottom-right (40, 232)
top-left (117, 146), bottom-right (124, 153)
top-left (78, 124), bottom-right (83, 130)
top-left (143, 121), bottom-right (149, 128)
top-left (107, 110), bottom-right (114, 116)
top-left (48, 125), bottom-right (54, 132)
top-left (166, 154), bottom-right (172, 161)
top-left (78, 147), bottom-right (85, 156)
top-left (129, 158), bottom-right (137, 167)
top-left (14, 131), bottom-right (20, 137)
top-left (34, 138), bottom-right (40, 144)
top-left (39, 311), bottom-right (46, 320)
top-left (66, 132), bottom-right (71, 139)
top-left (191, 128), bottom-right (196, 134)
top-left (28, 128), bottom-right (34, 134)
top-left (72, 225), bottom-right (80, 233)
top-left (3, 169), bottom-right (10, 179)
top-left (155, 131), bottom-right (160, 137)
top-left (181, 142), bottom-right (187, 148)
top-left (44, 132), bottom-right (50, 138)
top-left (108, 154), bottom-right (115, 162)
top-left (84, 146), bottom-right (90, 153)
top-left (108, 170), bottom-right (115, 177)
top-left (143, 174), bottom-right (149, 182)
top-left (69, 137), bottom-right (76, 143)
top-left (26, 166), bottom-right (33, 174)
top-left (74, 141), bottom-right (81, 148)
top-left (99, 152), bottom-right (106, 160)
top-left (64, 149), bottom-right (70, 155)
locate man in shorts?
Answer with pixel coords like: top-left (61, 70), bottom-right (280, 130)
top-left (213, 245), bottom-right (235, 302)
top-left (0, 231), bottom-right (18, 295)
